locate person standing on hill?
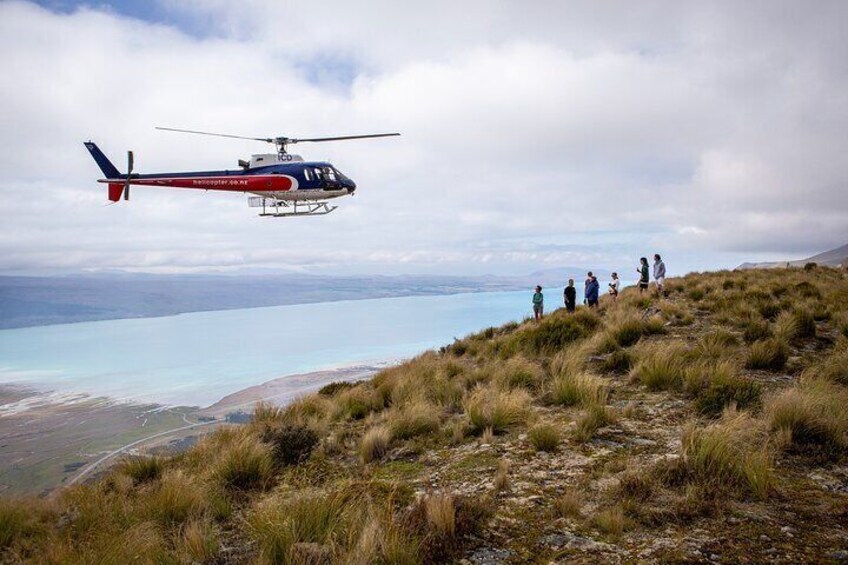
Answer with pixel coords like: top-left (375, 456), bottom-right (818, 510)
top-left (564, 279), bottom-right (576, 312)
top-left (653, 254), bottom-right (666, 296)
top-left (532, 285), bottom-right (544, 320)
top-left (608, 272), bottom-right (620, 301)
top-left (585, 275), bottom-right (600, 307)
top-left (637, 258), bottom-right (649, 294)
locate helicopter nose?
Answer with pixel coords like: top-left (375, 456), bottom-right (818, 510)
top-left (346, 179), bottom-right (357, 192)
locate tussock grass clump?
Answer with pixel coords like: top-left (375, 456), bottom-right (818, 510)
top-left (765, 379), bottom-right (848, 455)
top-left (248, 489), bottom-right (350, 564)
top-left (281, 394), bottom-right (334, 430)
top-left (116, 455), bottom-right (164, 484)
top-left (463, 386), bottom-right (531, 434)
top-left (812, 342), bottom-right (848, 386)
top-left (360, 425), bottom-right (392, 463)
top-left (549, 372), bottom-right (608, 407)
top-left (528, 423), bottom-right (560, 452)
top-left (685, 362), bottom-right (761, 416)
top-left (553, 491), bottom-right (582, 518)
top-left (493, 460), bottom-right (510, 492)
top-left (678, 409), bottom-right (774, 499)
top-left (593, 506), bottom-right (627, 537)
top-left (631, 342), bottom-right (688, 391)
top-left (602, 347), bottom-right (633, 373)
top-left (144, 471), bottom-right (208, 526)
top-left (0, 497), bottom-right (54, 552)
top-left (424, 492), bottom-right (456, 539)
top-left (504, 310), bottom-right (598, 356)
top-left (179, 519), bottom-right (219, 562)
top-left (574, 404), bottom-right (616, 443)
top-left (742, 318), bottom-right (772, 344)
top-left (660, 302), bottom-right (694, 326)
top-left (493, 356), bottom-right (544, 391)
top-left (334, 385), bottom-right (384, 420)
top-left (745, 338), bottom-right (789, 371)
top-left (212, 435), bottom-right (274, 491)
top-left (694, 329), bottom-right (739, 360)
top-left (608, 315), bottom-right (647, 347)
top-left (388, 400), bottom-right (441, 440)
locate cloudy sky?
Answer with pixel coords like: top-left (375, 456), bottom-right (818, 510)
top-left (1, 1), bottom-right (846, 277)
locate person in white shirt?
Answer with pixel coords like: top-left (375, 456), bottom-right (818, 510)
top-left (608, 272), bottom-right (620, 301)
top-left (653, 254), bottom-right (666, 296)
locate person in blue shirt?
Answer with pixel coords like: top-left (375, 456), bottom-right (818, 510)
top-left (532, 285), bottom-right (544, 320)
top-left (585, 275), bottom-right (600, 307)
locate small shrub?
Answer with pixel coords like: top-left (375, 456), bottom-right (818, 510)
top-left (609, 316), bottom-right (646, 347)
top-left (360, 426), bottom-right (392, 463)
top-left (803, 262), bottom-right (817, 271)
top-left (505, 312), bottom-right (597, 356)
top-left (258, 423), bottom-right (319, 467)
top-left (318, 381), bottom-right (355, 396)
top-left (792, 309), bottom-right (816, 338)
top-left (756, 299), bottom-right (781, 320)
top-left (745, 339), bottom-right (789, 371)
top-left (687, 287), bottom-right (705, 301)
top-left (795, 280), bottom-right (822, 298)
top-left (528, 424), bottom-right (560, 452)
top-left (463, 386), bottom-right (531, 434)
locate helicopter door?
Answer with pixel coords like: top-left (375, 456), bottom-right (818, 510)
top-left (319, 166), bottom-right (340, 190)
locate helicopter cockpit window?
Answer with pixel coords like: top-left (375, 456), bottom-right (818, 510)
top-left (322, 167), bottom-right (337, 181)
top-left (312, 167), bottom-right (324, 180)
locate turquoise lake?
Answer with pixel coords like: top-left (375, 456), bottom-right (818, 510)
top-left (0, 290), bottom-right (535, 407)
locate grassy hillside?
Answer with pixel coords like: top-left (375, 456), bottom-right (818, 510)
top-left (1, 267), bottom-right (847, 563)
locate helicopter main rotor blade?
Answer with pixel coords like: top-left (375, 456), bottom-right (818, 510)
top-left (291, 133), bottom-right (401, 144)
top-left (155, 127), bottom-right (274, 144)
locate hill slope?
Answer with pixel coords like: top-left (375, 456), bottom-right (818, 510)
top-left (738, 241), bottom-right (848, 269)
top-left (1, 268), bottom-right (847, 563)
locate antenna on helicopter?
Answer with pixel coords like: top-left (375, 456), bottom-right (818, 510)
top-left (155, 127), bottom-right (400, 156)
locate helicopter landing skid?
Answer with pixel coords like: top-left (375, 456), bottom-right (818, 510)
top-left (248, 197), bottom-right (337, 217)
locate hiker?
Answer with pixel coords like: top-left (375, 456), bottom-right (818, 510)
top-left (608, 272), bottom-right (620, 301)
top-left (653, 254), bottom-right (666, 296)
top-left (532, 285), bottom-right (544, 320)
top-left (637, 258), bottom-right (649, 293)
top-left (585, 275), bottom-right (600, 308)
top-left (563, 279), bottom-right (576, 312)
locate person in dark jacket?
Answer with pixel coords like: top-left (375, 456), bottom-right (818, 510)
top-left (585, 275), bottom-right (600, 307)
top-left (637, 257), bottom-right (649, 293)
top-left (563, 279), bottom-right (576, 312)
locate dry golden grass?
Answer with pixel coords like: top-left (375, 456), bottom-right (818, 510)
top-left (593, 505), bottom-right (627, 537)
top-left (360, 425), bottom-right (392, 463)
top-left (528, 423), bottom-right (560, 452)
top-left (549, 371), bottom-right (608, 407)
top-left (493, 460), bottom-right (510, 493)
top-left (574, 404), bottom-right (616, 443)
top-left (463, 385), bottom-right (532, 434)
top-left (212, 434), bottom-right (275, 491)
top-left (765, 378), bottom-right (848, 454)
top-left (631, 342), bottom-right (688, 390)
top-left (424, 492), bottom-right (456, 539)
top-left (493, 355), bottom-right (545, 391)
top-left (745, 338), bottom-right (789, 371)
top-left (387, 399), bottom-right (442, 440)
top-left (553, 491), bottom-right (582, 518)
top-left (179, 518), bottom-right (219, 562)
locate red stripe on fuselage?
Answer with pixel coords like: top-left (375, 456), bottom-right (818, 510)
top-left (98, 175), bottom-right (293, 193)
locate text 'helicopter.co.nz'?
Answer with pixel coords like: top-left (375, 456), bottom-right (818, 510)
top-left (84, 127), bottom-right (400, 217)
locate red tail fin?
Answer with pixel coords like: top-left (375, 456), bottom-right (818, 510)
top-left (108, 183), bottom-right (124, 202)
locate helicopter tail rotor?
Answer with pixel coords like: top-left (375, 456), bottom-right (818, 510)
top-left (124, 151), bottom-right (134, 200)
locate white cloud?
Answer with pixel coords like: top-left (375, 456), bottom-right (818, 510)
top-left (0, 0), bottom-right (846, 276)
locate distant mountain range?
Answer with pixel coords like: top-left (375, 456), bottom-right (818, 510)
top-left (0, 268), bottom-right (601, 329)
top-left (737, 242), bottom-right (848, 270)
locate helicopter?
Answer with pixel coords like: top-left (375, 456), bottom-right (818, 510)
top-left (84, 127), bottom-right (400, 217)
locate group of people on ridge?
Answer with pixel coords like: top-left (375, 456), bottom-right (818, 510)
top-left (531, 254), bottom-right (666, 320)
